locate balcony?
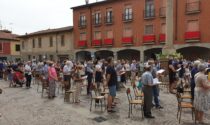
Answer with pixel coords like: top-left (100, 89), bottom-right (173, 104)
top-left (78, 40), bottom-right (87, 48)
top-left (92, 39), bottom-right (102, 47)
top-left (143, 35), bottom-right (156, 45)
top-left (104, 16), bottom-right (114, 25)
top-left (159, 7), bottom-right (166, 18)
top-left (186, 1), bottom-right (200, 14)
top-left (104, 38), bottom-right (113, 46)
top-left (78, 20), bottom-right (87, 28)
top-left (185, 31), bottom-right (200, 42)
top-left (159, 34), bottom-right (166, 44)
top-left (144, 9), bottom-right (155, 19)
top-left (122, 13), bottom-right (133, 23)
top-left (122, 37), bottom-right (133, 45)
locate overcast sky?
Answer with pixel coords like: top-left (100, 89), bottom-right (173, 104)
top-left (0, 0), bottom-right (102, 35)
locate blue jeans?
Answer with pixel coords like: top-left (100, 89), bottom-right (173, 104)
top-left (153, 86), bottom-right (160, 107)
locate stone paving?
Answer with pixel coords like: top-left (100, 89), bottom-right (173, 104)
top-left (0, 79), bottom-right (210, 125)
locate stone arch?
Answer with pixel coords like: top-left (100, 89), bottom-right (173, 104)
top-left (76, 51), bottom-right (91, 61)
top-left (95, 50), bottom-right (114, 60)
top-left (144, 48), bottom-right (162, 61)
top-left (177, 46), bottom-right (210, 60)
top-left (117, 49), bottom-right (140, 61)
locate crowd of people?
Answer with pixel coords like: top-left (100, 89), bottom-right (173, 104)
top-left (0, 56), bottom-right (210, 123)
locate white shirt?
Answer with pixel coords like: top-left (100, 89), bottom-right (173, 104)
top-left (25, 64), bottom-right (32, 75)
top-left (63, 65), bottom-right (72, 75)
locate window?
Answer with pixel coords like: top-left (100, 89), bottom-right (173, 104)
top-left (38, 38), bottom-right (42, 48)
top-left (186, 0), bottom-right (200, 13)
top-left (123, 28), bottom-right (132, 37)
top-left (94, 31), bottom-right (101, 40)
top-left (145, 0), bottom-right (155, 18)
top-left (49, 55), bottom-right (54, 61)
top-left (80, 32), bottom-right (86, 40)
top-left (124, 6), bottom-right (133, 21)
top-left (32, 39), bottom-right (35, 48)
top-left (161, 23), bottom-right (166, 33)
top-left (79, 15), bottom-right (86, 26)
top-left (22, 41), bottom-right (25, 49)
top-left (15, 44), bottom-right (20, 51)
top-left (49, 36), bottom-right (53, 47)
top-left (61, 35), bottom-right (65, 46)
top-left (187, 20), bottom-right (199, 31)
top-left (28, 55), bottom-right (31, 60)
top-left (38, 55), bottom-right (42, 61)
top-left (106, 30), bottom-right (113, 38)
top-left (0, 43), bottom-right (3, 52)
top-left (94, 12), bottom-right (101, 25)
top-left (145, 25), bottom-right (154, 34)
top-left (160, 0), bottom-right (166, 17)
top-left (106, 9), bottom-right (113, 23)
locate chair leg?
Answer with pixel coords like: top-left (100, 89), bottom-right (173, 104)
top-left (179, 108), bottom-right (182, 124)
top-left (100, 100), bottom-right (103, 112)
top-left (131, 104), bottom-right (133, 114)
top-left (192, 108), bottom-right (194, 120)
top-left (177, 106), bottom-right (180, 119)
top-left (128, 104), bottom-right (130, 118)
top-left (90, 99), bottom-right (92, 111)
top-left (141, 105), bottom-right (144, 119)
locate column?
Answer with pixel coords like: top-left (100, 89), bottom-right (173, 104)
top-left (113, 51), bottom-right (117, 61)
top-left (140, 50), bottom-right (144, 62)
top-left (162, 0), bottom-right (176, 54)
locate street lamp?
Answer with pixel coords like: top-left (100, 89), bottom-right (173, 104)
top-left (85, 0), bottom-right (89, 4)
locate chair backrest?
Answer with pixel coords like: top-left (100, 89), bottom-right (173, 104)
top-left (126, 88), bottom-right (132, 102)
top-left (133, 84), bottom-right (139, 96)
top-left (176, 92), bottom-right (182, 104)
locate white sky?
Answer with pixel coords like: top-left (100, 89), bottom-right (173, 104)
top-left (0, 0), bottom-right (103, 35)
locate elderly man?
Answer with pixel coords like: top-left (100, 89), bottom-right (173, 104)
top-left (63, 60), bottom-right (73, 90)
top-left (25, 61), bottom-right (32, 88)
top-left (141, 63), bottom-right (155, 118)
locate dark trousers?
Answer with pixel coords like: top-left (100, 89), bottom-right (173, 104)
top-left (25, 74), bottom-right (32, 87)
top-left (191, 82), bottom-right (195, 101)
top-left (87, 73), bottom-right (93, 95)
top-left (0, 70), bottom-right (3, 79)
top-left (153, 85), bottom-right (160, 107)
top-left (143, 86), bottom-right (153, 116)
top-left (64, 75), bottom-right (71, 90)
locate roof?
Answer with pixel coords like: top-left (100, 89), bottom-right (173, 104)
top-left (0, 30), bottom-right (19, 41)
top-left (71, 0), bottom-right (119, 9)
top-left (19, 26), bottom-right (73, 38)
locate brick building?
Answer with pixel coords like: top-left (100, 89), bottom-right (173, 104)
top-left (0, 30), bottom-right (21, 61)
top-left (19, 26), bottom-right (74, 62)
top-left (72, 0), bottom-right (210, 61)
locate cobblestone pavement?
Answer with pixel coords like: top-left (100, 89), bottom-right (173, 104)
top-left (0, 80), bottom-right (210, 125)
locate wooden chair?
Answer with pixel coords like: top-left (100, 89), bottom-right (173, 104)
top-left (176, 92), bottom-right (195, 124)
top-left (126, 88), bottom-right (144, 118)
top-left (63, 81), bottom-right (75, 102)
top-left (159, 75), bottom-right (169, 92)
top-left (90, 90), bottom-right (106, 112)
top-left (40, 76), bottom-right (49, 97)
top-left (133, 84), bottom-right (143, 100)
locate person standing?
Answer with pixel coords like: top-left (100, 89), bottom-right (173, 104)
top-left (168, 58), bottom-right (177, 94)
top-left (94, 61), bottom-right (103, 92)
top-left (130, 60), bottom-right (137, 86)
top-left (25, 61), bottom-right (32, 88)
top-left (194, 63), bottom-right (210, 124)
top-left (63, 61), bottom-right (73, 90)
top-left (48, 61), bottom-right (58, 99)
top-left (191, 60), bottom-right (200, 101)
top-left (141, 63), bottom-right (155, 118)
top-left (73, 65), bottom-right (83, 103)
top-left (86, 61), bottom-right (93, 95)
top-left (105, 57), bottom-right (117, 113)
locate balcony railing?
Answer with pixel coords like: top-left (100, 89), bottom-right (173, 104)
top-left (143, 35), bottom-right (156, 44)
top-left (92, 39), bottom-right (102, 47)
top-left (159, 7), bottom-right (166, 17)
top-left (122, 37), bottom-right (133, 45)
top-left (185, 31), bottom-right (200, 42)
top-left (104, 16), bottom-right (114, 25)
top-left (122, 13), bottom-right (133, 22)
top-left (78, 40), bottom-right (87, 48)
top-left (78, 20), bottom-right (87, 28)
top-left (104, 38), bottom-right (113, 46)
top-left (186, 1), bottom-right (200, 14)
top-left (144, 9), bottom-right (155, 19)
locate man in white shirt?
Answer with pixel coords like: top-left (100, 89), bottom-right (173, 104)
top-left (63, 60), bottom-right (73, 90)
top-left (25, 61), bottom-right (32, 88)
